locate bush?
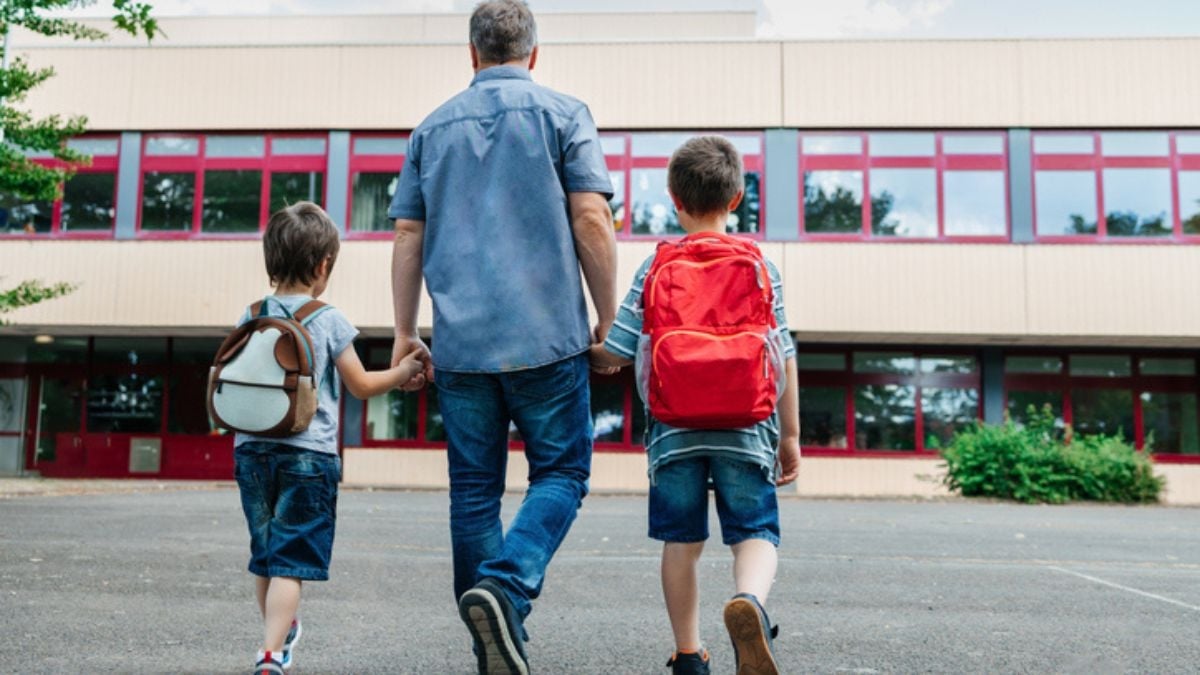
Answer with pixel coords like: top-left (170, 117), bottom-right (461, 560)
top-left (940, 405), bottom-right (1164, 504)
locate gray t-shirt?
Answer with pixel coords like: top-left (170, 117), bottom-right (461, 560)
top-left (233, 295), bottom-right (359, 455)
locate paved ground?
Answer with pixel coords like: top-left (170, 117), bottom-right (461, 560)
top-left (0, 481), bottom-right (1197, 674)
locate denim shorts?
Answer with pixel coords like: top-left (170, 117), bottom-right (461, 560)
top-left (648, 455), bottom-right (780, 547)
top-left (235, 442), bottom-right (341, 581)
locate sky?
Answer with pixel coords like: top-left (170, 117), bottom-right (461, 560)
top-left (58, 0), bottom-right (1200, 40)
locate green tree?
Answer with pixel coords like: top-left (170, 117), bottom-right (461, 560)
top-left (0, 279), bottom-right (76, 324)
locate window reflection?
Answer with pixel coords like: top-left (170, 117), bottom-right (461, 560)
top-left (854, 384), bottom-right (916, 450)
top-left (1005, 356), bottom-right (1062, 374)
top-left (1006, 390), bottom-right (1064, 430)
top-left (800, 387), bottom-right (846, 448)
top-left (1099, 132), bottom-right (1168, 157)
top-left (271, 171), bottom-right (324, 212)
top-left (1069, 355), bottom-right (1131, 378)
top-left (729, 172), bottom-right (760, 234)
top-left (1035, 171), bottom-right (1096, 235)
top-left (1141, 392), bottom-right (1199, 454)
top-left (1179, 171), bottom-right (1200, 235)
top-left (366, 390), bottom-right (419, 441)
top-left (590, 377), bottom-right (625, 442)
top-left (202, 170), bottom-right (262, 233)
top-left (802, 135), bottom-right (862, 155)
top-left (804, 170), bottom-right (862, 234)
top-left (608, 171), bottom-right (625, 231)
top-left (853, 352), bottom-right (916, 375)
top-left (868, 133), bottom-right (935, 157)
top-left (1103, 169), bottom-right (1172, 237)
top-left (0, 195), bottom-right (53, 234)
top-left (943, 171), bottom-right (1006, 236)
top-left (142, 172), bottom-right (196, 231)
top-left (351, 172), bottom-right (398, 233)
top-left (869, 168), bottom-right (936, 237)
top-left (61, 173), bottom-right (116, 231)
top-left (631, 169), bottom-right (679, 235)
top-left (922, 387), bottom-right (978, 449)
top-left (920, 356), bottom-right (976, 374)
top-left (1071, 388), bottom-right (1133, 439)
top-left (87, 374), bottom-right (163, 434)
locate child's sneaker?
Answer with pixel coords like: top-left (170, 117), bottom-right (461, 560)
top-left (666, 648), bottom-right (711, 674)
top-left (723, 593), bottom-right (780, 675)
top-left (253, 650), bottom-right (285, 675)
top-left (280, 618), bottom-right (302, 669)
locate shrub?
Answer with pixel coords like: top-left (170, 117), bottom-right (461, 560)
top-left (940, 405), bottom-right (1164, 504)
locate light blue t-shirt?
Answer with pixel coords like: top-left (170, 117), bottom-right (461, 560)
top-left (388, 65), bottom-right (613, 373)
top-left (233, 295), bottom-right (359, 455)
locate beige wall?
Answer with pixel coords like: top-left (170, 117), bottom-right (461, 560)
top-left (16, 37), bottom-right (1200, 130)
top-left (4, 240), bottom-right (1200, 348)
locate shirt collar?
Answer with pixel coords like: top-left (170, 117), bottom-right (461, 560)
top-left (470, 64), bottom-right (533, 86)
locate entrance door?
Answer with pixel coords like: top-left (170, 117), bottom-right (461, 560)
top-left (31, 375), bottom-right (86, 474)
top-left (0, 378), bottom-right (26, 476)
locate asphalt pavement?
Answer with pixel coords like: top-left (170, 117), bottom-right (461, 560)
top-left (1, 483), bottom-right (1197, 674)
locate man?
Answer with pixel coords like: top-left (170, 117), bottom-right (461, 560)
top-left (387, 1), bottom-right (617, 673)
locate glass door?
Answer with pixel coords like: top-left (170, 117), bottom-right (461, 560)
top-left (0, 378), bottom-right (26, 475)
top-left (34, 375), bottom-right (85, 467)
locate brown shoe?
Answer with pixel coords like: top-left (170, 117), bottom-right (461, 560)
top-left (723, 593), bottom-right (780, 675)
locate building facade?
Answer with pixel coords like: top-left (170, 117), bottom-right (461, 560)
top-left (1, 13), bottom-right (1198, 502)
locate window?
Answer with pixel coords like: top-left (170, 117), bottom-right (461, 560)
top-left (800, 132), bottom-right (1009, 240)
top-left (796, 349), bottom-right (981, 453)
top-left (348, 135), bottom-right (407, 236)
top-left (603, 132), bottom-right (765, 238)
top-left (139, 134), bottom-right (326, 236)
top-left (0, 137), bottom-right (119, 237)
top-left (1032, 131), bottom-right (1200, 241)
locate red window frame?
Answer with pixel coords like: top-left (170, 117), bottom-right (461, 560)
top-left (603, 131), bottom-right (767, 241)
top-left (136, 133), bottom-right (328, 239)
top-left (345, 132), bottom-right (409, 240)
top-left (1031, 131), bottom-right (1200, 244)
top-left (798, 131), bottom-right (1011, 243)
top-left (796, 348), bottom-right (983, 457)
top-left (1003, 351), bottom-right (1200, 462)
top-left (1, 136), bottom-right (121, 239)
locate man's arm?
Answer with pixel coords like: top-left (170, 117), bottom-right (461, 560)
top-left (569, 192), bottom-right (618, 342)
top-left (391, 217), bottom-right (433, 386)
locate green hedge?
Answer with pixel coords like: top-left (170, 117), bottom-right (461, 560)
top-left (940, 405), bottom-right (1164, 504)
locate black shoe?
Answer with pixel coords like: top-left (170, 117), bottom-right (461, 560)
top-left (458, 578), bottom-right (530, 675)
top-left (723, 593), bottom-right (780, 675)
top-left (666, 649), bottom-right (711, 674)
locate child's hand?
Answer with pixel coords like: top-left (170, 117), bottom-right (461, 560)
top-left (776, 436), bottom-right (801, 486)
top-left (589, 343), bottom-right (621, 375)
top-left (396, 349), bottom-right (429, 389)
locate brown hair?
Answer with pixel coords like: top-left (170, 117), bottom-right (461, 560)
top-left (262, 201), bottom-right (340, 287)
top-left (667, 136), bottom-right (745, 217)
top-left (470, 0), bottom-right (537, 64)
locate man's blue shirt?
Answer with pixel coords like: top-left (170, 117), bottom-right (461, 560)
top-left (388, 65), bottom-right (613, 372)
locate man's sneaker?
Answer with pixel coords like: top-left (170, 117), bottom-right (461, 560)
top-left (723, 593), bottom-right (780, 675)
top-left (280, 618), bottom-right (302, 669)
top-left (253, 651), bottom-right (285, 675)
top-left (666, 649), bottom-right (711, 674)
top-left (458, 578), bottom-right (530, 675)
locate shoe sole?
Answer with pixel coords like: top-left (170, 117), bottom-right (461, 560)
top-left (724, 597), bottom-right (779, 675)
top-left (281, 620), bottom-right (301, 670)
top-left (459, 588), bottom-right (529, 675)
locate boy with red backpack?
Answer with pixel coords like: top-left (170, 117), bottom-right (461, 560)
top-left (590, 136), bottom-right (799, 675)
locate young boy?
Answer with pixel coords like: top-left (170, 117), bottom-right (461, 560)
top-left (590, 137), bottom-right (800, 675)
top-left (233, 202), bottom-right (427, 675)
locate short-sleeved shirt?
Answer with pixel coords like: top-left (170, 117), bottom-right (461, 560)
top-left (604, 252), bottom-right (796, 483)
top-left (388, 65), bottom-right (613, 373)
top-left (233, 295), bottom-right (359, 455)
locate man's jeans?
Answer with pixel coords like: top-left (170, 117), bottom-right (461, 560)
top-left (436, 353), bottom-right (592, 623)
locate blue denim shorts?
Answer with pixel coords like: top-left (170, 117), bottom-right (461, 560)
top-left (235, 442), bottom-right (341, 581)
top-left (648, 456), bottom-right (780, 547)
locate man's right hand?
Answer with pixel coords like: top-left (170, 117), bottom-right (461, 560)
top-left (392, 334), bottom-right (433, 390)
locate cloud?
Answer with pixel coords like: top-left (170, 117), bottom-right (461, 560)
top-left (757, 0), bottom-right (955, 38)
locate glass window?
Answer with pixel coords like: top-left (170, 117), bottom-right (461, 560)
top-left (1006, 390), bottom-right (1064, 429)
top-left (93, 337), bottom-right (168, 365)
top-left (854, 352), bottom-right (916, 375)
top-left (1071, 388), bottom-right (1134, 439)
top-left (631, 133), bottom-right (759, 158)
top-left (1100, 132), bottom-right (1169, 157)
top-left (804, 170), bottom-right (862, 234)
top-left (943, 135), bottom-right (1004, 155)
top-left (353, 137), bottom-right (407, 155)
top-left (1034, 134), bottom-right (1094, 154)
top-left (202, 170), bottom-right (262, 233)
top-left (168, 338), bottom-right (222, 436)
top-left (1139, 358), bottom-right (1196, 376)
top-left (146, 137), bottom-right (199, 156)
top-left (61, 173), bottom-right (116, 231)
top-left (1102, 168), bottom-right (1172, 237)
top-left (86, 374), bottom-right (164, 433)
top-left (36, 376), bottom-right (85, 462)
top-left (0, 195), bottom-right (53, 234)
top-left (271, 171), bottom-right (324, 212)
top-left (870, 168), bottom-right (937, 237)
top-left (27, 337), bottom-right (89, 364)
top-left (802, 135), bottom-right (862, 155)
top-left (67, 138), bottom-right (120, 156)
top-left (943, 170), bottom-right (1007, 236)
top-left (868, 133), bottom-right (935, 156)
top-left (366, 390), bottom-right (420, 441)
top-left (426, 385), bottom-right (446, 442)
top-left (922, 387), bottom-right (979, 449)
top-left (590, 377), bottom-right (625, 443)
top-left (272, 137), bottom-right (327, 156)
top-left (854, 384), bottom-right (915, 450)
top-left (1179, 171), bottom-right (1200, 235)
top-left (920, 356), bottom-right (976, 374)
top-left (797, 353), bottom-right (845, 371)
top-left (608, 171), bottom-right (625, 231)
top-left (1177, 134), bottom-right (1200, 154)
top-left (141, 172), bottom-right (196, 231)
top-left (1141, 392), bottom-right (1199, 454)
top-left (631, 169), bottom-right (679, 236)
top-left (205, 135), bottom-right (265, 158)
top-left (350, 172), bottom-right (398, 233)
top-left (1005, 356), bottom-right (1063, 374)
top-left (799, 387), bottom-right (847, 448)
top-left (1069, 355), bottom-right (1131, 378)
top-left (599, 135), bottom-right (626, 155)
top-left (1035, 171), bottom-right (1097, 235)
top-left (728, 172), bottom-right (760, 234)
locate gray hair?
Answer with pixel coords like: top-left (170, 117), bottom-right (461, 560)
top-left (470, 0), bottom-right (538, 64)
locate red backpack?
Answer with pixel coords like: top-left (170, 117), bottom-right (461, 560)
top-left (638, 232), bottom-right (785, 429)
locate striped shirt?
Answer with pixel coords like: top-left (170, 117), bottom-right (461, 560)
top-left (604, 250), bottom-right (795, 483)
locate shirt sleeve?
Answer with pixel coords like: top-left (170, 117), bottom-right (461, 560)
top-left (387, 132), bottom-right (425, 221)
top-left (323, 308), bottom-right (360, 362)
top-left (766, 259), bottom-right (795, 359)
top-left (561, 105), bottom-right (614, 198)
top-left (603, 257), bottom-right (652, 359)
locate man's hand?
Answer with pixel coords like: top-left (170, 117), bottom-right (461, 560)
top-left (392, 334), bottom-right (432, 391)
top-left (776, 436), bottom-right (801, 487)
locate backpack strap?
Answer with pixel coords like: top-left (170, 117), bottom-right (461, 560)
top-left (294, 300), bottom-right (332, 327)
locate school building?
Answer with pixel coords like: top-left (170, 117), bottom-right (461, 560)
top-left (1, 11), bottom-right (1198, 503)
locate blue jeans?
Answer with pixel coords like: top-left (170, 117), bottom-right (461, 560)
top-left (235, 442), bottom-right (341, 581)
top-left (648, 455), bottom-right (781, 547)
top-left (436, 353), bottom-right (593, 624)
